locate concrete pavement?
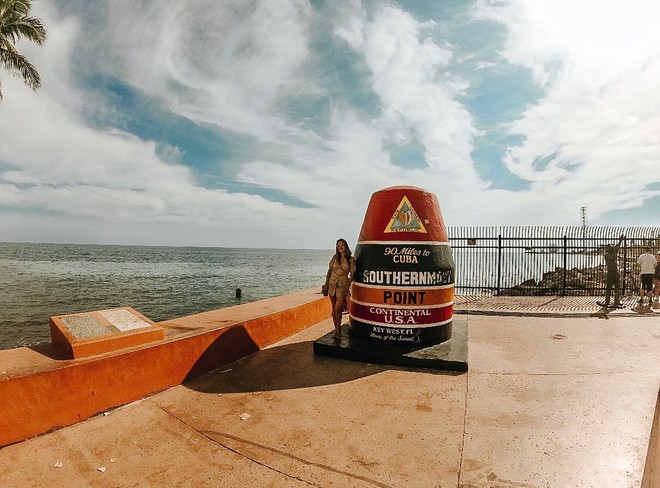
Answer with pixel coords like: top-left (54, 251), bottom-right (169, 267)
top-left (454, 294), bottom-right (660, 317)
top-left (1, 309), bottom-right (657, 487)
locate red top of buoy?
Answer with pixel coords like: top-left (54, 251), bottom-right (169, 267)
top-left (357, 186), bottom-right (448, 243)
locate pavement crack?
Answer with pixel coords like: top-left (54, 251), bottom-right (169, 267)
top-left (200, 431), bottom-right (320, 487)
top-left (154, 403), bottom-right (392, 488)
top-left (202, 430), bottom-right (395, 488)
top-left (457, 371), bottom-right (470, 487)
top-left (153, 404), bottom-right (318, 486)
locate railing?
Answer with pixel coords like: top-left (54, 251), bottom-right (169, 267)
top-left (447, 226), bottom-right (660, 296)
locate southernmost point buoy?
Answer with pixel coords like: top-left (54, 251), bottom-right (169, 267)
top-left (313, 185), bottom-right (467, 372)
top-left (349, 186), bottom-right (454, 346)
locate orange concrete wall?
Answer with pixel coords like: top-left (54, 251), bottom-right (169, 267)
top-left (642, 390), bottom-right (660, 487)
top-left (0, 293), bottom-right (330, 448)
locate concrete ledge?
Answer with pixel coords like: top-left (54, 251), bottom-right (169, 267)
top-left (0, 288), bottom-right (330, 448)
top-left (642, 390), bottom-right (660, 487)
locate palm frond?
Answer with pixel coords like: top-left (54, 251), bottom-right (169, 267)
top-left (0, 0), bottom-right (46, 100)
top-left (0, 41), bottom-right (40, 89)
top-left (0, 0), bottom-right (31, 19)
top-left (1, 16), bottom-right (47, 44)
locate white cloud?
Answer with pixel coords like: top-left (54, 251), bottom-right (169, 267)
top-left (238, 109), bottom-right (396, 212)
top-left (334, 5), bottom-right (484, 189)
top-left (0, 2), bottom-right (331, 247)
top-left (100, 0), bottom-right (315, 141)
top-left (237, 3), bottom-right (490, 228)
top-left (472, 0), bottom-right (660, 223)
top-left (2, 0), bottom-right (659, 249)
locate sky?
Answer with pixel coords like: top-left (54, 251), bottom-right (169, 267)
top-left (1, 0), bottom-right (659, 249)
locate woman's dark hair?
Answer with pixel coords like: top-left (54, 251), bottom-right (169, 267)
top-left (335, 238), bottom-right (352, 263)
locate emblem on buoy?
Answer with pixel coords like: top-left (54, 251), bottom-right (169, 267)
top-left (384, 196), bottom-right (427, 233)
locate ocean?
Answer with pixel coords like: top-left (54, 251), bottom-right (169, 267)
top-left (0, 242), bottom-right (329, 350)
top-left (0, 241), bottom-right (607, 351)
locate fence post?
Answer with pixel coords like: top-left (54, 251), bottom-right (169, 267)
top-left (562, 235), bottom-right (567, 296)
top-left (622, 236), bottom-right (627, 295)
top-left (497, 234), bottom-right (502, 295)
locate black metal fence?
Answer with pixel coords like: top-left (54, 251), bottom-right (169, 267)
top-left (448, 226), bottom-right (660, 296)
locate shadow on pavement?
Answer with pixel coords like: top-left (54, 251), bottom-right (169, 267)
top-left (183, 325), bottom-right (260, 382)
top-left (183, 339), bottom-right (457, 395)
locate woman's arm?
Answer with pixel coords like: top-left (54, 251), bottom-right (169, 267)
top-left (321, 256), bottom-right (334, 295)
top-left (324, 255), bottom-right (334, 286)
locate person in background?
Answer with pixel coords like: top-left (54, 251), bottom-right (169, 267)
top-left (322, 238), bottom-right (356, 340)
top-left (653, 251), bottom-right (660, 307)
top-left (600, 235), bottom-right (624, 308)
top-left (637, 247), bottom-right (656, 305)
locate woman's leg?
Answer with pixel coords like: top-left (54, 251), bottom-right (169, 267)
top-left (333, 295), bottom-right (346, 337)
top-left (329, 295), bottom-right (337, 321)
top-left (329, 296), bottom-right (339, 337)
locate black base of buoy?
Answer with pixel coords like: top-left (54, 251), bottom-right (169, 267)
top-left (313, 317), bottom-right (468, 372)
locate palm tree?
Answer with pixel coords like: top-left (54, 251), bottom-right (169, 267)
top-left (0, 0), bottom-right (47, 101)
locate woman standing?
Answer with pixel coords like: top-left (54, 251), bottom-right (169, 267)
top-left (322, 239), bottom-right (356, 340)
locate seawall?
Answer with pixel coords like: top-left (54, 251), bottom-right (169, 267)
top-left (0, 287), bottom-right (329, 448)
